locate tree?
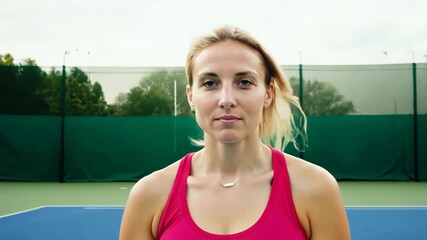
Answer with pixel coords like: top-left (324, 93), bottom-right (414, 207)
top-left (39, 67), bottom-right (109, 115)
top-left (0, 54), bottom-right (17, 113)
top-left (289, 77), bottom-right (355, 115)
top-left (39, 68), bottom-right (62, 114)
top-left (62, 67), bottom-right (108, 115)
top-left (116, 70), bottom-right (191, 116)
top-left (0, 53), bottom-right (14, 66)
top-left (0, 55), bottom-right (49, 114)
top-left (1, 53), bottom-right (109, 116)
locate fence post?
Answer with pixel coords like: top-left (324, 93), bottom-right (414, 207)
top-left (60, 65), bottom-right (66, 182)
top-left (299, 64), bottom-right (304, 108)
top-left (412, 63), bottom-right (419, 181)
top-left (299, 64), bottom-right (304, 159)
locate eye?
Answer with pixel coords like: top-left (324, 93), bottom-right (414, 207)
top-left (202, 80), bottom-right (218, 88)
top-left (238, 79), bottom-right (253, 87)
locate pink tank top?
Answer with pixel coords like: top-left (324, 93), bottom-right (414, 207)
top-left (156, 147), bottom-right (307, 239)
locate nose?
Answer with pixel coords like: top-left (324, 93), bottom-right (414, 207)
top-left (218, 85), bottom-right (237, 109)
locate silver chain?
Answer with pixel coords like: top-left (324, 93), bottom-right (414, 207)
top-left (201, 150), bottom-right (259, 188)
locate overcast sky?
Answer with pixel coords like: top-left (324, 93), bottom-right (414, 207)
top-left (1, 0), bottom-right (427, 67)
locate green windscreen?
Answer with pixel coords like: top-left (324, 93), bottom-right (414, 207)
top-left (417, 64), bottom-right (427, 179)
top-left (0, 115), bottom-right (61, 181)
top-left (63, 116), bottom-right (201, 182)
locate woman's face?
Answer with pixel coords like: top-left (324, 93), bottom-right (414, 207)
top-left (187, 40), bottom-right (273, 144)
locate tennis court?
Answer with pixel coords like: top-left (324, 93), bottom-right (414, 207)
top-left (1, 206), bottom-right (426, 240)
top-left (1, 181), bottom-right (426, 240)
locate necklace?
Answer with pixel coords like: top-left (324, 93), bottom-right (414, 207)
top-left (201, 150), bottom-right (258, 188)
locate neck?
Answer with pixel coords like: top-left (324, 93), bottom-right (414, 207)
top-left (202, 136), bottom-right (265, 175)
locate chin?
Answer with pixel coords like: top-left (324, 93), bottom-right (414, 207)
top-left (216, 134), bottom-right (243, 144)
top-left (219, 139), bottom-right (240, 144)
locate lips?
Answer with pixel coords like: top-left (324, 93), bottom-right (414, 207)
top-left (216, 115), bottom-right (242, 124)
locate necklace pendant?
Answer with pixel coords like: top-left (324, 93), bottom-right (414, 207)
top-left (223, 182), bottom-right (235, 188)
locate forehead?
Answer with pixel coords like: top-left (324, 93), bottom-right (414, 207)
top-left (192, 40), bottom-right (264, 77)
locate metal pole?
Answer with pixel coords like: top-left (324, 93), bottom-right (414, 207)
top-left (299, 64), bottom-right (304, 108)
top-left (412, 63), bottom-right (419, 181)
top-left (87, 51), bottom-right (91, 81)
top-left (173, 79), bottom-right (177, 154)
top-left (60, 50), bottom-right (69, 182)
top-left (60, 64), bottom-right (66, 182)
top-left (299, 64), bottom-right (304, 159)
top-left (174, 80), bottom-right (177, 117)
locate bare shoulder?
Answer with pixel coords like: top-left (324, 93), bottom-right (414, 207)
top-left (119, 160), bottom-right (181, 240)
top-left (131, 160), bottom-right (181, 203)
top-left (283, 153), bottom-right (351, 240)
top-left (284, 153), bottom-right (339, 197)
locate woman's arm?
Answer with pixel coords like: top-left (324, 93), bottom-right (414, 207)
top-left (119, 162), bottom-right (178, 240)
top-left (286, 154), bottom-right (351, 240)
top-left (119, 176), bottom-right (158, 240)
top-left (306, 170), bottom-right (351, 240)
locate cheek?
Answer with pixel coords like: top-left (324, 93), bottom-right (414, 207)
top-left (248, 98), bottom-right (267, 120)
top-left (192, 95), bottom-right (213, 121)
top-left (246, 96), bottom-right (266, 111)
top-left (192, 93), bottom-right (211, 109)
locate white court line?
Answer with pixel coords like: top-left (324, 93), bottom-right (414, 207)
top-left (43, 205), bottom-right (124, 208)
top-left (0, 205), bottom-right (126, 219)
top-left (346, 205), bottom-right (427, 208)
top-left (346, 205), bottom-right (427, 210)
top-left (1, 205), bottom-right (425, 219)
top-left (0, 206), bottom-right (47, 219)
top-left (84, 207), bottom-right (124, 210)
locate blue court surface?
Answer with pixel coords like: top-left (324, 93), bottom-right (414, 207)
top-left (0, 206), bottom-right (426, 239)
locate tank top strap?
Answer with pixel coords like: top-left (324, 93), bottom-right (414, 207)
top-left (270, 147), bottom-right (301, 224)
top-left (156, 152), bottom-right (194, 239)
top-left (270, 146), bottom-right (288, 187)
top-left (177, 152), bottom-right (194, 198)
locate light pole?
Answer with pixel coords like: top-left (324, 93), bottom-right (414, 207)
top-left (62, 50), bottom-right (70, 109)
top-left (62, 50), bottom-right (70, 111)
top-left (63, 51), bottom-right (70, 66)
top-left (60, 50), bottom-right (70, 182)
top-left (87, 51), bottom-right (91, 81)
top-left (297, 50), bottom-right (304, 159)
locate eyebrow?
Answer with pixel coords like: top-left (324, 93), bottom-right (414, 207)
top-left (198, 71), bottom-right (258, 79)
top-left (235, 71), bottom-right (258, 77)
top-left (198, 73), bottom-right (220, 80)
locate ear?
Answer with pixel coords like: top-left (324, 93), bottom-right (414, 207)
top-left (186, 84), bottom-right (194, 108)
top-left (264, 82), bottom-right (274, 108)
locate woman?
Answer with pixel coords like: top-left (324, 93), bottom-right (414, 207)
top-left (120, 25), bottom-right (351, 240)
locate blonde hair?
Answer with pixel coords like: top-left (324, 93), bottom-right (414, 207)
top-left (186, 25), bottom-right (306, 151)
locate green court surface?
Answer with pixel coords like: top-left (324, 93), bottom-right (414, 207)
top-left (1, 181), bottom-right (426, 216)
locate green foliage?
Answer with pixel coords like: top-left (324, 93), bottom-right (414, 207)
top-left (41, 67), bottom-right (108, 115)
top-left (65, 67), bottom-right (108, 115)
top-left (0, 53), bottom-right (109, 116)
top-left (115, 70), bottom-right (191, 116)
top-left (0, 56), bottom-right (49, 114)
top-left (290, 77), bottom-right (356, 115)
top-left (39, 68), bottom-right (62, 114)
top-left (1, 52), bottom-right (353, 117)
top-left (0, 53), bottom-right (15, 66)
